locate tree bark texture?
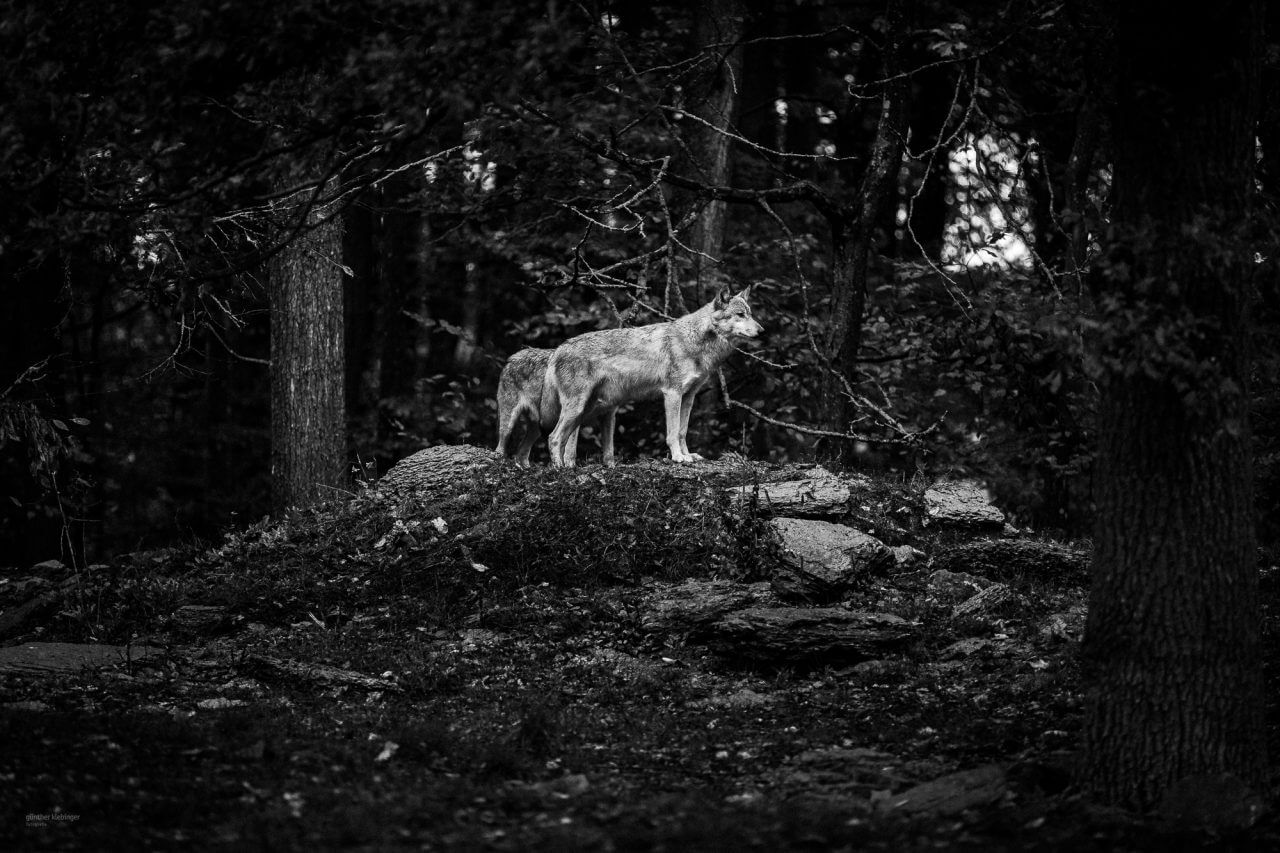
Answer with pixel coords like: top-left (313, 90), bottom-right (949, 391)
top-left (687, 0), bottom-right (746, 296)
top-left (820, 0), bottom-right (910, 437)
top-left (270, 192), bottom-right (347, 513)
top-left (1081, 0), bottom-right (1266, 808)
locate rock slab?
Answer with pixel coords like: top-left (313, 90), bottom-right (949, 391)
top-left (640, 579), bottom-right (772, 633)
top-left (168, 604), bottom-right (231, 637)
top-left (770, 518), bottom-right (894, 602)
top-left (876, 765), bottom-right (1007, 816)
top-left (0, 642), bottom-right (160, 674)
top-left (726, 470), bottom-right (852, 518)
top-left (923, 480), bottom-right (1005, 529)
top-left (703, 607), bottom-right (916, 666)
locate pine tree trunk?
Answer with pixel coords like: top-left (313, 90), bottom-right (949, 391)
top-left (820, 0), bottom-right (909, 438)
top-left (687, 0), bottom-right (746, 296)
top-left (269, 193), bottom-right (347, 513)
top-left (1081, 0), bottom-right (1267, 808)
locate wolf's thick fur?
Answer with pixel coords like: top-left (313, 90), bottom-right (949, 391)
top-left (494, 348), bottom-right (615, 465)
top-left (546, 287), bottom-right (762, 467)
top-left (495, 348), bottom-right (554, 465)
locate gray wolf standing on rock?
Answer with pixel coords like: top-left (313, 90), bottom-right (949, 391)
top-left (546, 286), bottom-right (763, 467)
top-left (494, 348), bottom-right (616, 465)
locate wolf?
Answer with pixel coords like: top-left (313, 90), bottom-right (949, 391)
top-left (545, 286), bottom-right (763, 467)
top-left (494, 347), bottom-right (616, 465)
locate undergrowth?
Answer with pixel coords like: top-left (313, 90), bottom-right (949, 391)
top-left (55, 460), bottom-right (781, 639)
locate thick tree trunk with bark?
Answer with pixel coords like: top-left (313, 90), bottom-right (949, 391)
top-left (1081, 0), bottom-right (1267, 808)
top-left (687, 0), bottom-right (746, 295)
top-left (820, 0), bottom-right (909, 438)
top-left (269, 192), bottom-right (347, 513)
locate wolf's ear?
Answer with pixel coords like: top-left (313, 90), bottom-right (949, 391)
top-left (714, 287), bottom-right (732, 309)
top-left (736, 284), bottom-right (754, 302)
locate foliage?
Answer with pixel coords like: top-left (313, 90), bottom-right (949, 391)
top-left (853, 263), bottom-right (1095, 529)
top-left (74, 460), bottom-right (773, 637)
top-left (2, 0), bottom-right (1274, 562)
top-left (0, 398), bottom-right (92, 565)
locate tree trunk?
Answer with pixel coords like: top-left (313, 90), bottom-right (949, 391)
top-left (1081, 0), bottom-right (1267, 809)
top-left (687, 0), bottom-right (746, 296)
top-left (269, 190), bottom-right (347, 513)
top-left (820, 0), bottom-right (910, 438)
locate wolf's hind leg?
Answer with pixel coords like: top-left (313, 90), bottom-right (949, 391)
top-left (496, 400), bottom-right (520, 457)
top-left (514, 417), bottom-right (539, 466)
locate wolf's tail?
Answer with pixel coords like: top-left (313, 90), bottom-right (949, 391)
top-left (495, 374), bottom-right (518, 455)
top-left (539, 367), bottom-right (562, 431)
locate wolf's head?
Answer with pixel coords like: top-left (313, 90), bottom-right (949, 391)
top-left (711, 286), bottom-right (764, 340)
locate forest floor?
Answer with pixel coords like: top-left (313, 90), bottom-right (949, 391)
top-left (2, 450), bottom-right (1279, 851)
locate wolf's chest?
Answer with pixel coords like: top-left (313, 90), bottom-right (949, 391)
top-left (590, 353), bottom-right (707, 407)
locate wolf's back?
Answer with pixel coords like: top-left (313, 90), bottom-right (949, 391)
top-left (498, 347), bottom-right (554, 421)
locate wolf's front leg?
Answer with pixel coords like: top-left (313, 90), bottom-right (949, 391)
top-left (677, 391), bottom-right (703, 462)
top-left (548, 408), bottom-right (584, 468)
top-left (663, 389), bottom-right (692, 462)
top-left (600, 409), bottom-right (618, 467)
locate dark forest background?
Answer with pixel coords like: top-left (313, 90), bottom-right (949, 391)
top-left (5, 0), bottom-right (1280, 820)
top-left (2, 0), bottom-right (1277, 567)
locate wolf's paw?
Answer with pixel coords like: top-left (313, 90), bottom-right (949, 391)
top-left (687, 452), bottom-right (705, 462)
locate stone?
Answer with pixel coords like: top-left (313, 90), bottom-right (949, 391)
top-left (923, 480), bottom-right (1005, 529)
top-left (30, 559), bottom-right (69, 578)
top-left (244, 654), bottom-right (400, 692)
top-left (0, 592), bottom-right (64, 641)
top-left (726, 469), bottom-right (853, 518)
top-left (640, 579), bottom-right (771, 634)
top-left (770, 518), bottom-right (893, 602)
top-left (168, 604), bottom-right (231, 637)
top-left (379, 444), bottom-right (498, 493)
top-left (951, 583), bottom-right (1021, 619)
top-left (891, 545), bottom-right (925, 568)
top-left (0, 642), bottom-right (160, 674)
top-left (875, 765), bottom-right (1007, 816)
top-left (925, 569), bottom-right (992, 606)
top-left (931, 538), bottom-right (1089, 585)
top-left (692, 688), bottom-right (774, 710)
top-left (938, 638), bottom-right (995, 660)
top-left (0, 576), bottom-right (52, 607)
top-left (702, 607), bottom-right (917, 667)
top-left (842, 659), bottom-right (903, 680)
